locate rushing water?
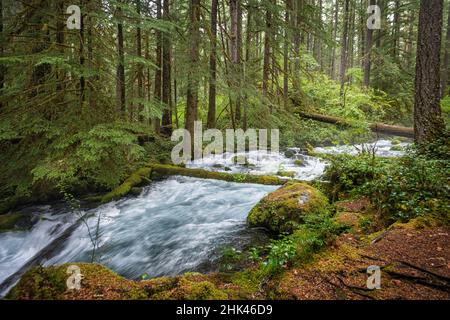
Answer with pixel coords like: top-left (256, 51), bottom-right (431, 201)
top-left (0, 140), bottom-right (409, 297)
top-left (187, 150), bottom-right (327, 181)
top-left (313, 139), bottom-right (408, 157)
top-left (0, 177), bottom-right (277, 296)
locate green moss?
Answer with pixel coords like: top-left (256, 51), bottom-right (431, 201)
top-left (294, 159), bottom-right (303, 166)
top-left (276, 170), bottom-right (296, 178)
top-left (0, 213), bottom-right (24, 232)
top-left (7, 263), bottom-right (149, 300)
top-left (229, 269), bottom-right (265, 296)
top-left (390, 145), bottom-right (403, 151)
top-left (101, 167), bottom-right (152, 203)
top-left (6, 265), bottom-right (67, 300)
top-left (148, 273), bottom-right (228, 300)
top-left (150, 164), bottom-right (286, 185)
top-left (247, 182), bottom-right (329, 234)
top-left (391, 138), bottom-right (401, 145)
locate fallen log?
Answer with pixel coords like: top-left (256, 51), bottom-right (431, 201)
top-left (149, 164), bottom-right (288, 186)
top-left (295, 111), bottom-right (414, 138)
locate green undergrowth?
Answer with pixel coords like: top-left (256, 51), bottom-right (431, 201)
top-left (324, 140), bottom-right (449, 225)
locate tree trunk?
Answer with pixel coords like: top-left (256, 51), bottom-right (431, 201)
top-left (230, 0), bottom-right (242, 123)
top-left (207, 0), bottom-right (218, 129)
top-left (262, 0), bottom-right (272, 96)
top-left (339, 0), bottom-right (350, 94)
top-left (243, 3), bottom-right (253, 131)
top-left (136, 0), bottom-right (144, 122)
top-left (441, 2), bottom-right (450, 97)
top-left (295, 111), bottom-right (414, 138)
top-left (392, 0), bottom-right (400, 61)
top-left (30, 2), bottom-right (51, 99)
top-left (154, 0), bottom-right (162, 132)
top-left (314, 0), bottom-right (322, 69)
top-left (235, 1), bottom-right (242, 122)
top-left (283, 0), bottom-right (290, 108)
top-left (55, 0), bottom-right (65, 96)
top-left (161, 0), bottom-right (172, 135)
top-left (79, 0), bottom-right (85, 108)
top-left (364, 0), bottom-right (376, 88)
top-left (414, 0), bottom-right (445, 145)
top-left (185, 0), bottom-right (201, 139)
top-left (116, 3), bottom-right (126, 116)
top-left (330, 0), bottom-right (338, 80)
top-left (0, 0), bottom-right (3, 110)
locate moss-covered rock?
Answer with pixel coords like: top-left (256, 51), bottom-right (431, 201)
top-left (247, 182), bottom-right (329, 234)
top-left (147, 273), bottom-right (228, 300)
top-left (6, 263), bottom-right (150, 300)
top-left (6, 265), bottom-right (68, 300)
top-left (294, 159), bottom-right (303, 166)
top-left (7, 263), bottom-right (242, 300)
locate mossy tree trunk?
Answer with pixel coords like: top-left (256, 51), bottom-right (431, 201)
top-left (414, 0), bottom-right (445, 145)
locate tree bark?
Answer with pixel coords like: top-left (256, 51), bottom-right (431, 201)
top-left (55, 0), bottom-right (65, 95)
top-left (161, 0), bottom-right (172, 135)
top-left (207, 0), bottom-right (218, 129)
top-left (414, 0), bottom-right (445, 145)
top-left (229, 0), bottom-right (242, 123)
top-left (154, 0), bottom-right (162, 132)
top-left (330, 0), bottom-right (338, 80)
top-left (262, 0), bottom-right (272, 96)
top-left (364, 0), bottom-right (376, 88)
top-left (295, 111), bottom-right (414, 138)
top-left (116, 3), bottom-right (126, 116)
top-left (136, 0), bottom-right (144, 122)
top-left (392, 0), bottom-right (400, 60)
top-left (79, 0), bottom-right (85, 108)
top-left (441, 2), bottom-right (450, 97)
top-left (283, 0), bottom-right (290, 108)
top-left (339, 0), bottom-right (350, 95)
top-left (185, 0), bottom-right (201, 139)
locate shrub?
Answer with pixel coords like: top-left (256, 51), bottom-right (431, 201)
top-left (326, 147), bottom-right (449, 225)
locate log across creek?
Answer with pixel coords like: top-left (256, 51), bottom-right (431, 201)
top-left (295, 110), bottom-right (414, 138)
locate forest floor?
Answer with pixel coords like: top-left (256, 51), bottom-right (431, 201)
top-left (269, 199), bottom-right (450, 300)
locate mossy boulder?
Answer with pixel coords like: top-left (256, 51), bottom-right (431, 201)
top-left (7, 264), bottom-right (239, 300)
top-left (247, 182), bottom-right (329, 234)
top-left (146, 273), bottom-right (228, 300)
top-left (294, 159), bottom-right (304, 166)
top-left (7, 263), bottom-right (149, 300)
